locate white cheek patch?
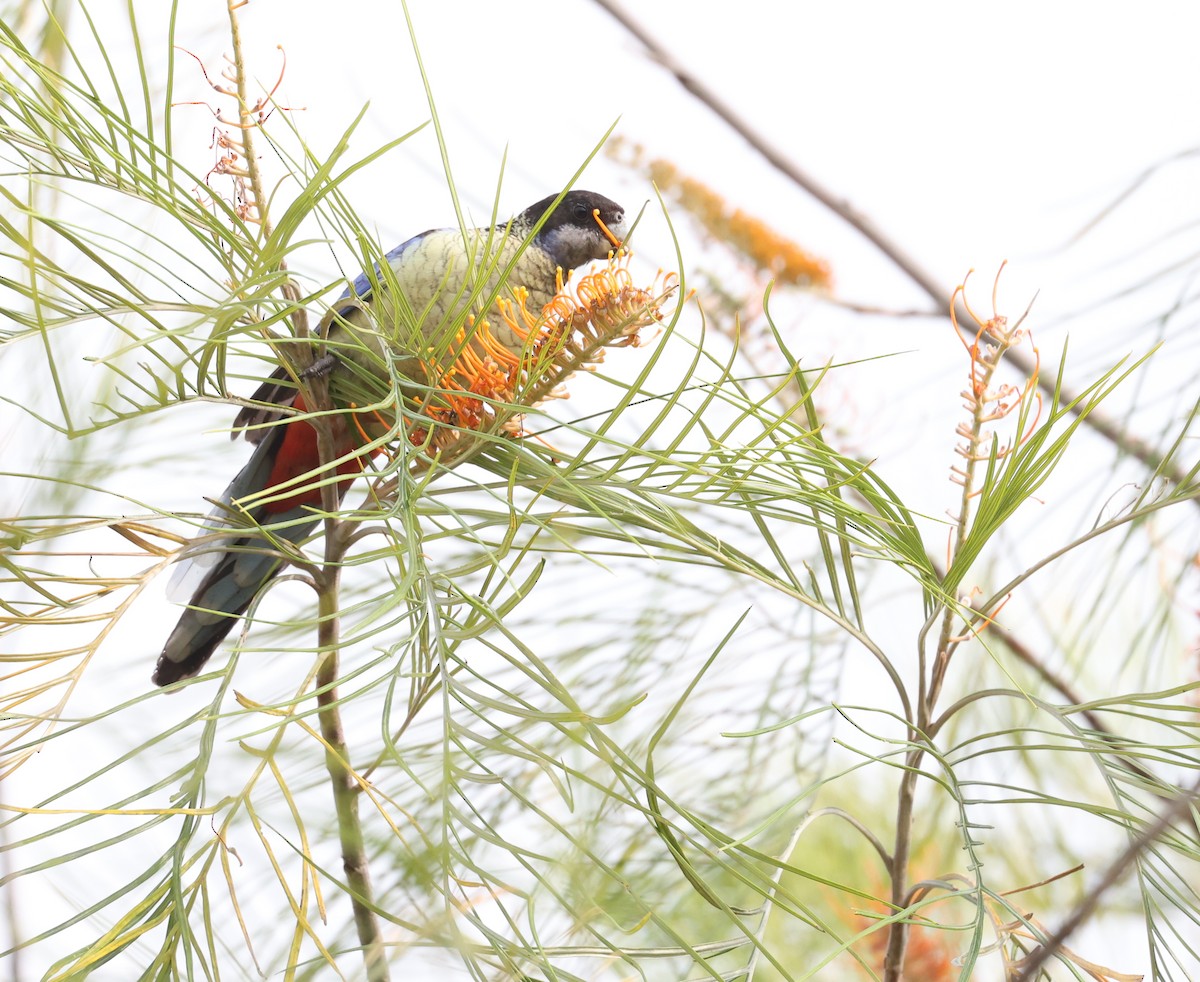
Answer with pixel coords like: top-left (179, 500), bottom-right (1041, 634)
top-left (542, 224), bottom-right (616, 267)
top-left (554, 225), bottom-right (591, 249)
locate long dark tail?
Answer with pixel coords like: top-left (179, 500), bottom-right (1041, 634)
top-left (154, 407), bottom-right (342, 686)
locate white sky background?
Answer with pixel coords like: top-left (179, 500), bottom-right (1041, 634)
top-left (4, 0), bottom-right (1200, 976)
top-left (123, 0), bottom-right (1200, 510)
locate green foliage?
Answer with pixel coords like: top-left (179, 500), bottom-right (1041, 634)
top-left (3, 3), bottom-right (1199, 981)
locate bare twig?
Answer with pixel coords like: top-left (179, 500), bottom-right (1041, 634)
top-left (590, 0), bottom-right (1197, 502)
top-left (1011, 777), bottom-right (1200, 981)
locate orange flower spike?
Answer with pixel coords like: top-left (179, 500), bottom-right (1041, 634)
top-left (577, 259), bottom-right (633, 309)
top-left (439, 334), bottom-right (512, 425)
top-left (476, 320), bottom-right (522, 371)
top-left (453, 322), bottom-right (489, 373)
top-left (464, 348), bottom-right (509, 393)
top-left (950, 276), bottom-right (988, 401)
top-left (515, 290), bottom-right (555, 337)
top-left (445, 326), bottom-right (517, 407)
top-left (456, 402), bottom-right (483, 429)
top-left (543, 294), bottom-right (577, 323)
top-left (495, 295), bottom-right (567, 370)
top-left (606, 256), bottom-right (636, 286)
top-left (489, 298), bottom-right (523, 348)
top-left (495, 294), bottom-right (534, 343)
top-left (480, 369), bottom-right (512, 402)
top-left (574, 273), bottom-right (606, 309)
top-left (484, 376), bottom-right (513, 407)
top-left (453, 345), bottom-right (491, 392)
top-left (347, 402), bottom-right (395, 461)
top-left (438, 383), bottom-right (478, 427)
top-left (496, 297), bottom-right (555, 369)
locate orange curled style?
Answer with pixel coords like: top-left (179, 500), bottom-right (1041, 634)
top-left (591, 208), bottom-right (623, 250)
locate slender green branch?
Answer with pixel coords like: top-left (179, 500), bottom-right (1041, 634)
top-left (303, 261), bottom-right (388, 979)
top-left (223, 0), bottom-right (266, 235)
top-left (314, 562), bottom-right (389, 981)
top-left (224, 0), bottom-right (308, 342)
top-left (885, 275), bottom-right (1034, 981)
top-left (222, 4), bottom-right (382, 974)
top-left (883, 749), bottom-right (918, 980)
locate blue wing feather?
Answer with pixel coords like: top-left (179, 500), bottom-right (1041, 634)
top-left (339, 229), bottom-right (436, 307)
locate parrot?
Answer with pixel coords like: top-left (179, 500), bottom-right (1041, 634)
top-left (153, 190), bottom-right (627, 686)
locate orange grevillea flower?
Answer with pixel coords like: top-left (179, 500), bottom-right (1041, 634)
top-left (606, 137), bottom-right (831, 290)
top-left (407, 252), bottom-right (675, 451)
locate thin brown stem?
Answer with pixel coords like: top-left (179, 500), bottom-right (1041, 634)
top-left (883, 750), bottom-right (920, 980)
top-left (314, 571), bottom-right (389, 980)
top-left (306, 300), bottom-right (388, 979)
top-left (224, 0), bottom-right (309, 344)
top-left (1011, 777), bottom-right (1200, 981)
top-left (590, 0), bottom-right (1197, 503)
